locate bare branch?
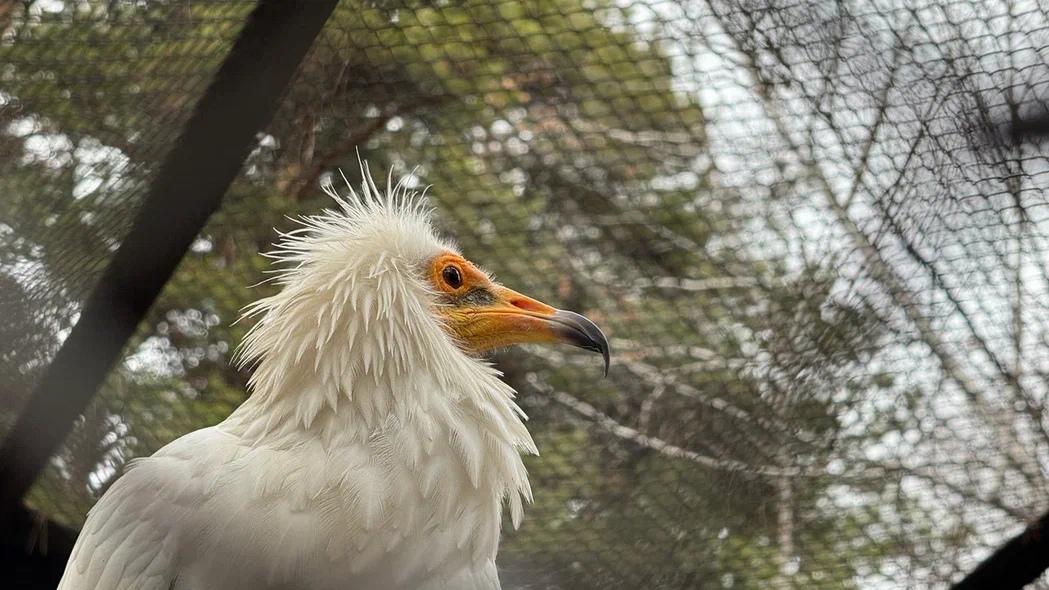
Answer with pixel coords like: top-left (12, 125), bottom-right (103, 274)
top-left (632, 275), bottom-right (760, 292)
top-left (527, 375), bottom-right (813, 478)
top-left (706, 9), bottom-right (1047, 495)
top-left (565, 118), bottom-right (707, 159)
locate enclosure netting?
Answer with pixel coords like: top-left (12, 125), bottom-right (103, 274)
top-left (3, 0), bottom-right (1049, 588)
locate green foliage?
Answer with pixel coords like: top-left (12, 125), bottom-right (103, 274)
top-left (3, 1), bottom-right (900, 586)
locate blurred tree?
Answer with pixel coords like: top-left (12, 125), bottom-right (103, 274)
top-left (0, 1), bottom-right (924, 588)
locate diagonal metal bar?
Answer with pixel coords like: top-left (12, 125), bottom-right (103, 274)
top-left (951, 508), bottom-right (1049, 590)
top-left (0, 0), bottom-right (339, 522)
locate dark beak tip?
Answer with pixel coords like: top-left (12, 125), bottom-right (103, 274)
top-left (551, 309), bottom-right (611, 377)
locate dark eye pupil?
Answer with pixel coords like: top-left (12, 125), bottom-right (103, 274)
top-left (442, 266), bottom-right (462, 288)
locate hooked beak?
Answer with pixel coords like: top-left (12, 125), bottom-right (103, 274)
top-left (547, 310), bottom-right (611, 375)
top-left (441, 285), bottom-right (611, 376)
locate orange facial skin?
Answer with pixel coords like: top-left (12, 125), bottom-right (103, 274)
top-left (428, 252), bottom-right (610, 373)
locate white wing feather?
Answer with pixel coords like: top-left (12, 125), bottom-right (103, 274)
top-left (58, 434), bottom-right (207, 590)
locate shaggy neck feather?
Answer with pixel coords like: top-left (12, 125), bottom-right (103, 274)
top-left (216, 176), bottom-right (537, 541)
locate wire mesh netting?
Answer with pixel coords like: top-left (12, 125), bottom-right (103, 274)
top-left (4, 0), bottom-right (1049, 588)
top-left (0, 0), bottom-right (253, 433)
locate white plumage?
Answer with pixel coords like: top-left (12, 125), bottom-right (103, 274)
top-left (58, 165), bottom-right (608, 590)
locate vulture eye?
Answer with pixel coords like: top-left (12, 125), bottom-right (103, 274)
top-left (442, 265), bottom-right (463, 289)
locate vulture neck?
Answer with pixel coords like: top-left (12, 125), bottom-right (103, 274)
top-left (226, 337), bottom-right (533, 454)
top-left (214, 182), bottom-right (538, 550)
top-left (223, 271), bottom-right (537, 462)
top-left (218, 274), bottom-right (537, 556)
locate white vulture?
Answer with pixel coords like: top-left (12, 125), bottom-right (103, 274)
top-left (57, 165), bottom-right (609, 590)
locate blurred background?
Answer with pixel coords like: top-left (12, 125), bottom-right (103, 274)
top-left (3, 0), bottom-right (1049, 587)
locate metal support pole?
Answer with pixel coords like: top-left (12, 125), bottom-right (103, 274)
top-left (0, 0), bottom-right (339, 522)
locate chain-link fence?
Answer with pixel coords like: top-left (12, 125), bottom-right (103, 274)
top-left (4, 0), bottom-right (1049, 588)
